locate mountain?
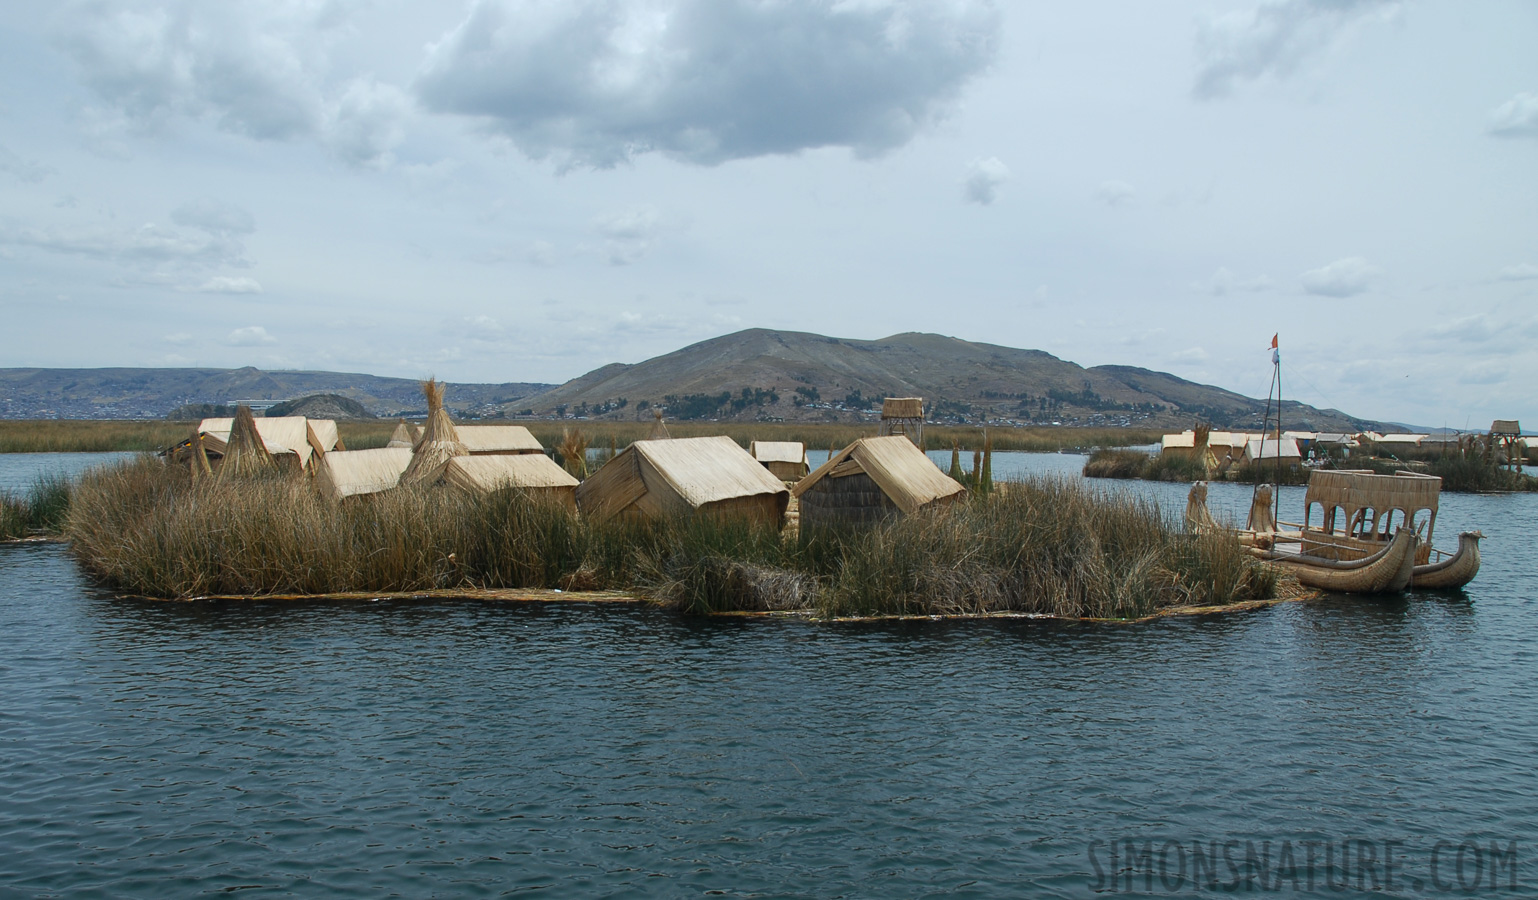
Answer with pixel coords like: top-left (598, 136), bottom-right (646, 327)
top-left (0, 367), bottom-right (551, 420)
top-left (507, 329), bottom-right (1382, 431)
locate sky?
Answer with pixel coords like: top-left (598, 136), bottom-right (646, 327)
top-left (0, 0), bottom-right (1534, 428)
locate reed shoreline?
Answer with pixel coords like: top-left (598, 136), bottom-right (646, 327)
top-left (56, 457), bottom-right (1285, 620)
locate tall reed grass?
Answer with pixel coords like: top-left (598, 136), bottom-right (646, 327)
top-left (66, 459), bottom-right (1279, 618)
top-left (0, 475), bottom-right (72, 540)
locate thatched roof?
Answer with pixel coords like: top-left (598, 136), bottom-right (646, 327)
top-left (749, 441), bottom-right (805, 465)
top-left (315, 448), bottom-right (413, 499)
top-left (399, 380), bottom-right (468, 486)
top-left (386, 420), bottom-right (417, 449)
top-left (1305, 469), bottom-right (1441, 516)
top-left (1162, 432), bottom-right (1197, 450)
top-left (441, 454), bottom-right (579, 494)
top-left (219, 405), bottom-right (276, 477)
top-left (307, 419), bottom-right (340, 456)
top-left (576, 435), bottom-right (788, 522)
top-left (199, 415), bottom-right (314, 467)
top-left (1492, 420), bottom-right (1521, 436)
top-left (881, 397), bottom-right (923, 419)
top-left (455, 425), bottom-right (544, 454)
top-left (1243, 437), bottom-right (1302, 461)
top-left (793, 435), bottom-right (963, 514)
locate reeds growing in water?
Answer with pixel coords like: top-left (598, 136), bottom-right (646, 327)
top-left (65, 458), bottom-right (1279, 619)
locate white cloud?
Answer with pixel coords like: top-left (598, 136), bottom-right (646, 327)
top-left (1488, 92), bottom-right (1538, 138)
top-left (162, 332), bottom-right (193, 344)
top-left (0, 144), bottom-right (52, 183)
top-left (594, 206), bottom-right (663, 265)
top-left (1300, 256), bottom-right (1377, 297)
top-left (962, 157), bottom-right (1009, 205)
top-left (171, 198), bottom-right (255, 236)
top-left (1095, 180), bottom-right (1135, 207)
top-left (197, 275), bottom-right (262, 294)
top-left (414, 0), bottom-right (1002, 168)
top-left (225, 325), bottom-right (276, 346)
top-left (1459, 360), bottom-right (1508, 385)
top-left (1196, 267), bottom-right (1273, 296)
top-left (1496, 263), bottom-right (1538, 282)
top-left (0, 221), bottom-right (246, 267)
top-left (1171, 347), bottom-right (1209, 363)
top-left (57, 1), bottom-right (407, 166)
top-left (1192, 0), bottom-right (1400, 100)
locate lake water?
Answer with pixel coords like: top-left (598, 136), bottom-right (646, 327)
top-left (3, 452), bottom-right (1536, 896)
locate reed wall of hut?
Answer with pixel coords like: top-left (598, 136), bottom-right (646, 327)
top-left (575, 435), bottom-right (788, 527)
top-left (793, 435), bottom-right (964, 528)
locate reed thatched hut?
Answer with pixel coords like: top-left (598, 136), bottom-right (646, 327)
top-left (575, 435), bottom-right (789, 526)
top-left (307, 419), bottom-right (343, 458)
top-left (400, 380), bottom-right (468, 486)
top-left (455, 425), bottom-right (544, 455)
top-left (877, 397), bottom-right (924, 446)
top-left (750, 441), bottom-right (808, 481)
top-left (793, 435), bottom-right (964, 527)
top-left (314, 448), bottom-right (414, 499)
top-left (195, 414), bottom-right (314, 470)
top-left (440, 455), bottom-right (579, 510)
top-left (386, 419), bottom-right (418, 449)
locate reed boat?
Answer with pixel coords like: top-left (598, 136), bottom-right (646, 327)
top-left (1212, 468), bottom-right (1482, 592)
top-left (1248, 525), bottom-right (1418, 594)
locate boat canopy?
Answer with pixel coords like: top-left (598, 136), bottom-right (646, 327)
top-left (1303, 469), bottom-right (1441, 544)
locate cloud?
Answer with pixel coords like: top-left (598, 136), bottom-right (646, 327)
top-left (1171, 347), bottom-right (1209, 363)
top-left (414, 0), bottom-right (1002, 168)
top-left (57, 1), bottom-right (408, 166)
top-left (162, 332), bottom-right (193, 344)
top-left (594, 206), bottom-right (663, 265)
top-left (197, 275), bottom-right (262, 294)
top-left (1497, 263), bottom-right (1538, 282)
top-left (526, 240), bottom-right (556, 267)
top-left (225, 325), bottom-right (276, 346)
top-left (1488, 92), bottom-right (1538, 138)
top-left (0, 144), bottom-right (53, 183)
top-left (1095, 180), bottom-right (1135, 207)
top-left (1459, 360), bottom-right (1508, 386)
top-left (962, 157), bottom-right (1009, 205)
top-left (0, 221), bottom-right (246, 267)
top-left (1196, 267), bottom-right (1273, 296)
top-left (1300, 256), bottom-right (1376, 297)
top-left (1193, 0), bottom-right (1400, 100)
top-left (171, 198), bottom-right (255, 236)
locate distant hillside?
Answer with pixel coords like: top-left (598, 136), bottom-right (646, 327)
top-left (262, 394), bottom-right (374, 420)
top-left (509, 329), bottom-right (1381, 431)
top-left (0, 367), bottom-right (551, 420)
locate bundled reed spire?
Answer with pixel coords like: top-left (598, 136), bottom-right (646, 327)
top-left (399, 379), bottom-right (467, 486)
top-left (648, 409), bottom-right (671, 441)
top-left (219, 405), bottom-right (273, 479)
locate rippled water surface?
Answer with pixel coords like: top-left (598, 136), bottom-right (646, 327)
top-left (3, 453), bottom-right (1537, 896)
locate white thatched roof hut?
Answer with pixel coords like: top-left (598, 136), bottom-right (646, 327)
top-left (750, 441), bottom-right (808, 481)
top-left (575, 435), bottom-right (789, 527)
top-left (307, 419), bottom-right (342, 457)
top-left (198, 415), bottom-right (314, 469)
top-left (455, 425), bottom-right (544, 455)
top-left (793, 435), bottom-right (964, 527)
top-left (386, 420), bottom-right (418, 449)
top-left (1243, 437), bottom-right (1302, 463)
top-left (315, 448), bottom-right (414, 499)
top-left (441, 455), bottom-right (579, 509)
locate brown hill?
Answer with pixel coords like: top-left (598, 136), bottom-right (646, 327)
top-left (509, 329), bottom-right (1381, 431)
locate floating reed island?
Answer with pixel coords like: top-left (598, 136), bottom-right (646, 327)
top-left (48, 387), bottom-right (1291, 621)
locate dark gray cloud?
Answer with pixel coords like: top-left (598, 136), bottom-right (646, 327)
top-left (962, 157), bottom-right (1009, 205)
top-left (415, 0), bottom-right (1001, 168)
top-left (1193, 0), bottom-right (1399, 100)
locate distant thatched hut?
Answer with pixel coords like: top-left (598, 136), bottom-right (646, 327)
top-left (575, 435), bottom-right (789, 527)
top-left (440, 455), bottom-right (579, 510)
top-left (194, 414), bottom-right (314, 471)
top-left (386, 419), bottom-right (418, 449)
top-left (307, 418), bottom-right (343, 458)
top-left (793, 435), bottom-right (964, 527)
top-left (877, 397), bottom-right (924, 446)
top-left (455, 425), bottom-right (545, 455)
top-left (315, 448), bottom-right (414, 499)
top-left (750, 441), bottom-right (808, 481)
